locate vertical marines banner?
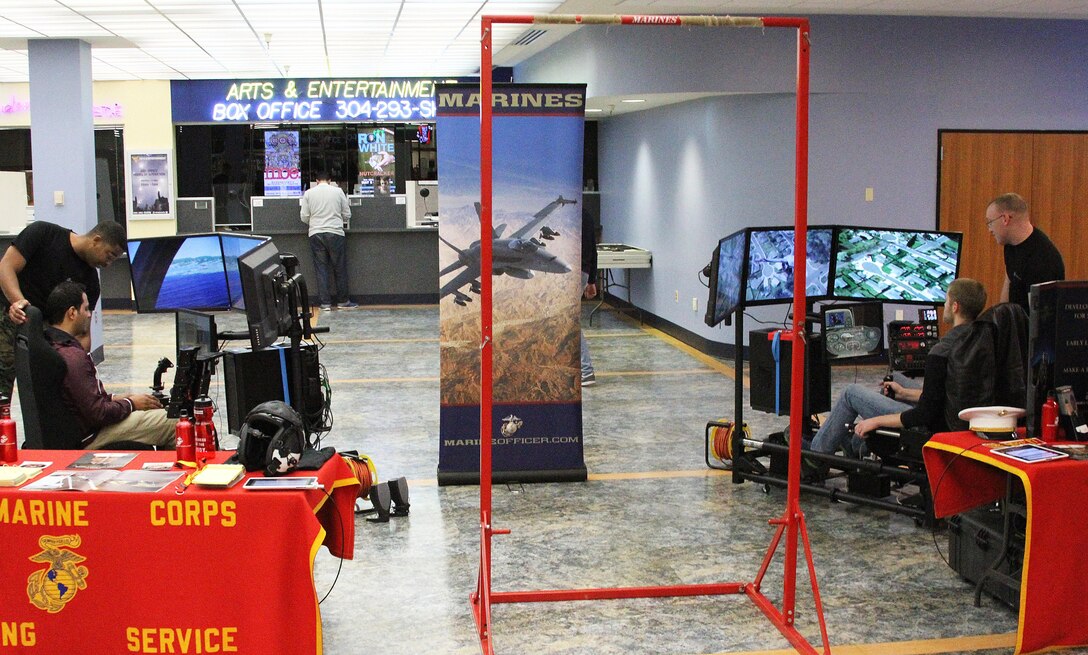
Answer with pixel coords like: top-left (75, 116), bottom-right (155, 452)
top-left (436, 84), bottom-right (587, 484)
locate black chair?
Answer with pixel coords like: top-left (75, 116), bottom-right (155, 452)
top-left (15, 306), bottom-right (155, 451)
top-left (15, 306), bottom-right (84, 450)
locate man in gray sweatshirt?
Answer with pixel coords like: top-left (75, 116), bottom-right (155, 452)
top-left (300, 171), bottom-right (357, 310)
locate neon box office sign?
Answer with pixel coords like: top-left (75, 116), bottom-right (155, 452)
top-left (171, 78), bottom-right (472, 124)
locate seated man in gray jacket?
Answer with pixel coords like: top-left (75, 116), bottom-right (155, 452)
top-left (810, 278), bottom-right (987, 457)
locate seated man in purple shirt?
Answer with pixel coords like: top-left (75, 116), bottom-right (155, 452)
top-left (45, 281), bottom-right (175, 449)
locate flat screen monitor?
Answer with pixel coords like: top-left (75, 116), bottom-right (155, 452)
top-left (175, 309), bottom-right (218, 359)
top-left (237, 240), bottom-right (287, 350)
top-left (745, 227), bottom-right (833, 305)
top-left (821, 301), bottom-right (884, 360)
top-left (704, 230), bottom-right (747, 327)
top-left (220, 233), bottom-right (269, 310)
top-left (128, 235), bottom-right (230, 312)
top-left (832, 228), bottom-right (962, 304)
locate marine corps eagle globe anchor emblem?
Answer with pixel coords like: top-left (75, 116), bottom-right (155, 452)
top-left (501, 415), bottom-right (523, 437)
top-left (27, 535), bottom-right (88, 613)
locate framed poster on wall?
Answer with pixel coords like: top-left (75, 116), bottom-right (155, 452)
top-left (127, 151), bottom-right (173, 220)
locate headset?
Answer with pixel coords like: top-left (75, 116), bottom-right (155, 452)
top-left (236, 401), bottom-right (306, 476)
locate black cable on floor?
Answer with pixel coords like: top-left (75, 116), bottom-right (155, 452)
top-left (317, 486), bottom-right (346, 605)
top-left (928, 440), bottom-right (993, 567)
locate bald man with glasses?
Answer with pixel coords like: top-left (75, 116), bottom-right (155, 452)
top-left (984, 192), bottom-right (1064, 312)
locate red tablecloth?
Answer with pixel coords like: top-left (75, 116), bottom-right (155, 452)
top-left (923, 432), bottom-right (1088, 655)
top-left (0, 450), bottom-right (358, 654)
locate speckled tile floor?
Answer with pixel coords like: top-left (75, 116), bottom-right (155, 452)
top-left (19, 303), bottom-right (1063, 655)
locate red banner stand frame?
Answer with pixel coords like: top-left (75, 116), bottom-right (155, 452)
top-left (472, 14), bottom-right (828, 655)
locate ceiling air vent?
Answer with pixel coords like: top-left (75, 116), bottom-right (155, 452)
top-left (511, 29), bottom-right (547, 46)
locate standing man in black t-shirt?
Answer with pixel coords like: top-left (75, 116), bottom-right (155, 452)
top-left (984, 192), bottom-right (1065, 312)
top-left (0, 220), bottom-right (127, 397)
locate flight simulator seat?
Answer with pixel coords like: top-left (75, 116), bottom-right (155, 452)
top-left (729, 302), bottom-right (1029, 526)
top-left (15, 306), bottom-right (155, 451)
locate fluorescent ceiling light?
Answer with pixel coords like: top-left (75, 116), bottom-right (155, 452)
top-left (621, 98), bottom-right (646, 103)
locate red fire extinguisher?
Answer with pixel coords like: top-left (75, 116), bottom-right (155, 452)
top-left (1041, 393), bottom-right (1059, 442)
top-left (0, 396), bottom-right (17, 463)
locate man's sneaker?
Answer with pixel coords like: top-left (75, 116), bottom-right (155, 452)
top-left (581, 373), bottom-right (596, 387)
top-left (319, 304), bottom-right (333, 311)
top-left (339, 301), bottom-right (360, 309)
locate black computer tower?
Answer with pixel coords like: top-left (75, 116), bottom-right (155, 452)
top-left (1026, 281), bottom-right (1088, 437)
top-left (749, 328), bottom-right (830, 416)
top-left (223, 344), bottom-right (321, 434)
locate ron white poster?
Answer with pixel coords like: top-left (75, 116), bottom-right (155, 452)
top-left (128, 152), bottom-right (172, 219)
top-left (436, 83), bottom-right (587, 485)
top-left (263, 130), bottom-right (301, 197)
top-left (357, 128), bottom-right (396, 196)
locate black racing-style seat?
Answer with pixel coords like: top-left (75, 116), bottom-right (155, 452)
top-left (15, 306), bottom-right (85, 449)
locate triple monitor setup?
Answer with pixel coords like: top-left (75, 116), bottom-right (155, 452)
top-left (128, 232), bottom-right (328, 439)
top-left (702, 225), bottom-right (962, 522)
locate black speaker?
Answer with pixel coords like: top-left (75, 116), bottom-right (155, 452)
top-left (388, 477), bottom-right (410, 517)
top-left (367, 482), bottom-right (392, 523)
top-left (1027, 281), bottom-right (1088, 437)
top-left (223, 344), bottom-right (320, 434)
top-left (749, 328), bottom-right (829, 416)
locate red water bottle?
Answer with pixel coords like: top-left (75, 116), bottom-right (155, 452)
top-left (1041, 393), bottom-right (1059, 442)
top-left (175, 410), bottom-right (196, 464)
top-left (0, 397), bottom-right (17, 463)
top-left (193, 397), bottom-right (218, 461)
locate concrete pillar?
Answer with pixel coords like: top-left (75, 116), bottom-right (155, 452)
top-left (28, 39), bottom-right (97, 234)
top-left (28, 39), bottom-right (105, 360)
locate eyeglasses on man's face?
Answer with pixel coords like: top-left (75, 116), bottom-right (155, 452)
top-left (985, 212), bottom-right (1007, 228)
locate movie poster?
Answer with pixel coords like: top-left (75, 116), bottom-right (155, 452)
top-left (263, 130), bottom-right (301, 197)
top-left (357, 128), bottom-right (396, 196)
top-left (436, 84), bottom-right (587, 485)
top-left (128, 152), bottom-right (171, 219)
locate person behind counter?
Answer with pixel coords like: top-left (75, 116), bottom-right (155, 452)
top-left (300, 172), bottom-right (358, 311)
top-left (46, 281), bottom-right (175, 450)
top-left (984, 192), bottom-right (1064, 312)
top-left (0, 220), bottom-right (127, 398)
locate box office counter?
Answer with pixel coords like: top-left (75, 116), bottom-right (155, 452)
top-left (172, 194), bottom-right (440, 306)
top-left (0, 450), bottom-right (358, 654)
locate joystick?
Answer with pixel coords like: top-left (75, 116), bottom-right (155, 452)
top-left (882, 374), bottom-right (895, 400)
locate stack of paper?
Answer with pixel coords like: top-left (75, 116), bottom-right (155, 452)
top-left (0, 467), bottom-right (30, 487)
top-left (192, 464), bottom-right (246, 488)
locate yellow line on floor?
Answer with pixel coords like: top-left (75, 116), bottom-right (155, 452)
top-left (406, 468), bottom-right (732, 488)
top-left (596, 369), bottom-right (717, 378)
top-left (709, 632), bottom-right (1016, 655)
top-left (637, 322), bottom-right (745, 383)
top-left (587, 469), bottom-right (730, 481)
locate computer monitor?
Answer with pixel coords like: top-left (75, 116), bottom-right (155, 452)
top-left (175, 309), bottom-right (218, 359)
top-left (220, 233), bottom-right (269, 310)
top-left (745, 227), bottom-right (833, 305)
top-left (237, 240), bottom-right (288, 350)
top-left (128, 234), bottom-right (231, 312)
top-left (831, 228), bottom-right (962, 304)
top-left (128, 233), bottom-right (271, 313)
top-left (704, 230), bottom-right (747, 327)
top-left (821, 301), bottom-right (884, 360)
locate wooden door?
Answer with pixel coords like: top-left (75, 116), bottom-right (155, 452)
top-left (1031, 133), bottom-right (1088, 281)
top-left (938, 132), bottom-right (1034, 304)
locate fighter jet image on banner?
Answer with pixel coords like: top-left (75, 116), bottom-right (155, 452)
top-left (439, 196), bottom-right (576, 306)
